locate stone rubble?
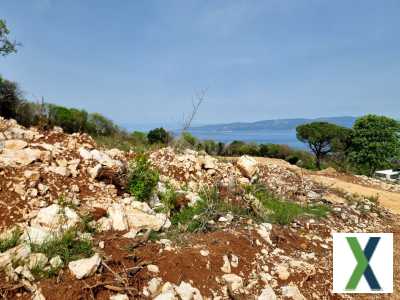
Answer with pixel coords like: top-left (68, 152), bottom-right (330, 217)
top-left (0, 117), bottom-right (398, 299)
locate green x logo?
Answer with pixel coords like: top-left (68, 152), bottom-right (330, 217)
top-left (345, 237), bottom-right (381, 291)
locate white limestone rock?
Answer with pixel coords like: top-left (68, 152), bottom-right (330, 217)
top-left (68, 253), bottom-right (101, 279)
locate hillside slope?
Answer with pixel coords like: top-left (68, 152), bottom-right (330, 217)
top-left (0, 117), bottom-right (399, 300)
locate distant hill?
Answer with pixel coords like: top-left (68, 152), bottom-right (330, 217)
top-left (192, 116), bottom-right (356, 132)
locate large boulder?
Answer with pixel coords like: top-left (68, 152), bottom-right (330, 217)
top-left (0, 148), bottom-right (44, 166)
top-left (125, 205), bottom-right (170, 232)
top-left (107, 204), bottom-right (128, 231)
top-left (31, 204), bottom-right (80, 232)
top-left (4, 139), bottom-right (28, 150)
top-left (21, 226), bottom-right (52, 244)
top-left (236, 155), bottom-right (258, 178)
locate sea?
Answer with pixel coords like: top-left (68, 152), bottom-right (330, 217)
top-left (187, 128), bottom-right (306, 149)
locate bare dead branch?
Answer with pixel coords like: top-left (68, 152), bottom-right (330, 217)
top-left (181, 89), bottom-right (206, 133)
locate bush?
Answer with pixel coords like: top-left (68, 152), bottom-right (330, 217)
top-left (147, 127), bottom-right (171, 145)
top-left (0, 77), bottom-right (22, 119)
top-left (131, 131), bottom-right (148, 145)
top-left (86, 112), bottom-right (119, 136)
top-left (170, 186), bottom-right (253, 233)
top-left (128, 153), bottom-right (159, 201)
top-left (158, 183), bottom-right (178, 213)
top-left (47, 104), bottom-right (88, 133)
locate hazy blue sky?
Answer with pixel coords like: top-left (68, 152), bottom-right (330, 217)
top-left (1, 0), bottom-right (399, 128)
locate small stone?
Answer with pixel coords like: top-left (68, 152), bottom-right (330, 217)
top-left (110, 294), bottom-right (129, 300)
top-left (222, 273), bottom-right (243, 292)
top-left (220, 255), bottom-right (231, 273)
top-left (147, 264), bottom-right (159, 273)
top-left (49, 256), bottom-right (63, 269)
top-left (88, 164), bottom-right (102, 179)
top-left (68, 253), bottom-right (101, 279)
top-left (28, 253), bottom-right (48, 270)
top-left (258, 286), bottom-right (277, 300)
top-left (281, 284), bottom-right (306, 300)
top-left (276, 264), bottom-right (290, 280)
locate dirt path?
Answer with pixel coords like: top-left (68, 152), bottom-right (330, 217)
top-left (248, 156), bottom-right (400, 214)
top-left (309, 175), bottom-right (400, 214)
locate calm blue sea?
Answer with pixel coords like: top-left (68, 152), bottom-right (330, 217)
top-left (187, 129), bottom-right (306, 149)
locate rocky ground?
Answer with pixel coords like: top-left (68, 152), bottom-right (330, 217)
top-left (0, 117), bottom-right (399, 300)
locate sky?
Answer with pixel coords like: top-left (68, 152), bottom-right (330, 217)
top-left (1, 0), bottom-right (400, 129)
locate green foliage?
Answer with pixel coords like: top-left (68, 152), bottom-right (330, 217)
top-left (30, 229), bottom-right (93, 264)
top-left (348, 115), bottom-right (400, 175)
top-left (131, 131), bottom-right (148, 145)
top-left (30, 265), bottom-right (62, 280)
top-left (47, 104), bottom-right (88, 133)
top-left (147, 127), bottom-right (171, 144)
top-left (224, 140), bottom-right (259, 156)
top-left (181, 132), bottom-right (198, 147)
top-left (86, 112), bottom-right (119, 136)
top-left (0, 19), bottom-right (18, 56)
top-left (0, 228), bottom-right (22, 253)
top-left (57, 195), bottom-right (78, 210)
top-left (79, 214), bottom-right (97, 234)
top-left (158, 184), bottom-right (178, 213)
top-left (0, 76), bottom-right (22, 119)
top-left (252, 186), bottom-right (330, 225)
top-left (259, 144), bottom-right (290, 159)
top-left (128, 153), bottom-right (159, 201)
top-left (296, 122), bottom-right (351, 169)
top-left (171, 186), bottom-right (253, 233)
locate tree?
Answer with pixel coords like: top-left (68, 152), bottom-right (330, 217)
top-left (86, 112), bottom-right (118, 136)
top-left (0, 76), bottom-right (22, 119)
top-left (348, 115), bottom-right (400, 175)
top-left (147, 127), bottom-right (171, 144)
top-left (0, 19), bottom-right (18, 56)
top-left (296, 122), bottom-right (349, 169)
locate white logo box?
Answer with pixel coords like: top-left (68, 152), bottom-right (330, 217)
top-left (332, 232), bottom-right (393, 294)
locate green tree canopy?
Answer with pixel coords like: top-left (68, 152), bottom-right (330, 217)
top-left (0, 19), bottom-right (18, 56)
top-left (296, 122), bottom-right (350, 169)
top-left (0, 76), bottom-right (22, 119)
top-left (348, 115), bottom-right (400, 175)
top-left (147, 127), bottom-right (171, 144)
top-left (86, 112), bottom-right (118, 136)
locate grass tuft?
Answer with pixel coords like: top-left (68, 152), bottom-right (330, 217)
top-left (252, 185), bottom-right (331, 225)
top-left (30, 229), bottom-right (94, 265)
top-left (0, 228), bottom-right (22, 253)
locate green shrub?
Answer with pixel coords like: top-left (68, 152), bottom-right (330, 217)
top-left (181, 132), bottom-right (198, 147)
top-left (128, 153), bottom-right (159, 201)
top-left (0, 77), bottom-right (22, 120)
top-left (131, 130), bottom-right (148, 145)
top-left (158, 184), bottom-right (178, 213)
top-left (147, 127), bottom-right (171, 144)
top-left (252, 186), bottom-right (330, 225)
top-left (171, 186), bottom-right (253, 233)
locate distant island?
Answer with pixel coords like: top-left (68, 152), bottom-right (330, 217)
top-left (192, 116), bottom-right (356, 131)
top-left (187, 116), bottom-right (357, 148)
